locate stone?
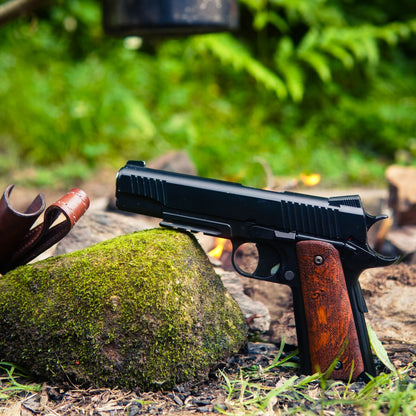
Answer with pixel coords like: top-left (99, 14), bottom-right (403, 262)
top-left (0, 229), bottom-right (247, 391)
top-left (148, 151), bottom-right (197, 176)
top-left (54, 210), bottom-right (156, 256)
top-left (216, 269), bottom-right (271, 332)
top-left (54, 208), bottom-right (272, 336)
top-left (360, 263), bottom-right (416, 344)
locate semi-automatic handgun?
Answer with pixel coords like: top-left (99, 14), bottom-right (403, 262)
top-left (116, 160), bottom-right (396, 381)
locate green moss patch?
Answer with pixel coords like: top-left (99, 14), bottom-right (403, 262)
top-left (0, 229), bottom-right (247, 390)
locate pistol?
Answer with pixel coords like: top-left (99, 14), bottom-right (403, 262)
top-left (116, 160), bottom-right (396, 381)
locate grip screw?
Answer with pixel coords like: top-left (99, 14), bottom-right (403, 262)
top-left (334, 361), bottom-right (342, 370)
top-left (284, 270), bottom-right (295, 281)
top-left (314, 255), bottom-right (324, 265)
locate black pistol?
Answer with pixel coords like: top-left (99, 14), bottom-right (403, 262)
top-left (116, 160), bottom-right (396, 380)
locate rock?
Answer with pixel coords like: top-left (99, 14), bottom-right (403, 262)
top-left (54, 209), bottom-right (272, 336)
top-left (0, 229), bottom-right (247, 390)
top-left (361, 264), bottom-right (416, 344)
top-left (54, 210), bottom-right (157, 255)
top-left (246, 342), bottom-right (279, 356)
top-left (148, 151), bottom-right (197, 176)
top-left (216, 269), bottom-right (271, 332)
top-left (239, 278), bottom-right (296, 345)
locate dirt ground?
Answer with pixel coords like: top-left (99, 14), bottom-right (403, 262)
top-left (1, 169), bottom-right (416, 415)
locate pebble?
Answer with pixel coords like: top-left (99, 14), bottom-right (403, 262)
top-left (127, 403), bottom-right (142, 416)
top-left (247, 342), bottom-right (279, 355)
top-left (192, 398), bottom-right (212, 406)
top-left (168, 393), bottom-right (183, 406)
top-left (214, 403), bottom-right (227, 412)
top-left (197, 405), bottom-right (213, 413)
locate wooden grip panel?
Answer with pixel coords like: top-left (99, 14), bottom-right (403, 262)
top-left (296, 240), bottom-right (364, 380)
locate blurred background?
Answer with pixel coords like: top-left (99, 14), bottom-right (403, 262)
top-left (1, 0), bottom-right (416, 190)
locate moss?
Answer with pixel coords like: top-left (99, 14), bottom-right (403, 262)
top-left (0, 229), bottom-right (247, 390)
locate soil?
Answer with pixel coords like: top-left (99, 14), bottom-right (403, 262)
top-left (1, 169), bottom-right (416, 415)
top-left (2, 342), bottom-right (416, 416)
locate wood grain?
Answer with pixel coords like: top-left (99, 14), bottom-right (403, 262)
top-left (296, 240), bottom-right (364, 380)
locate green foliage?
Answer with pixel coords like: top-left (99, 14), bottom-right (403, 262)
top-left (0, 362), bottom-right (41, 400)
top-left (0, 0), bottom-right (416, 187)
top-left (219, 365), bottom-right (416, 415)
top-left (368, 324), bottom-right (396, 374)
top-left (216, 337), bottom-right (416, 415)
top-left (214, 0), bottom-right (416, 102)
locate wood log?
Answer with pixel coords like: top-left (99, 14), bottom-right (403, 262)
top-left (386, 165), bottom-right (416, 226)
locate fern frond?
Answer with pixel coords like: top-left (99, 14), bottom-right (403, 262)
top-left (297, 30), bottom-right (332, 81)
top-left (280, 62), bottom-right (304, 102)
top-left (270, 0), bottom-right (345, 26)
top-left (320, 42), bottom-right (354, 69)
top-left (338, 26), bottom-right (380, 65)
top-left (360, 34), bottom-right (379, 66)
top-left (275, 36), bottom-right (294, 61)
top-left (274, 37), bottom-right (305, 101)
top-left (376, 21), bottom-right (414, 45)
top-left (298, 28), bottom-right (320, 53)
top-left (253, 10), bottom-right (289, 33)
top-left (299, 50), bottom-right (331, 82)
top-left (238, 0), bottom-right (267, 10)
top-left (194, 34), bottom-right (287, 99)
top-left (191, 6), bottom-right (416, 102)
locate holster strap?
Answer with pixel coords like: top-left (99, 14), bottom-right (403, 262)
top-left (0, 186), bottom-right (89, 274)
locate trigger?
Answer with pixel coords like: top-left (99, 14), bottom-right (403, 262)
top-left (255, 257), bottom-right (278, 278)
top-left (254, 243), bottom-right (281, 279)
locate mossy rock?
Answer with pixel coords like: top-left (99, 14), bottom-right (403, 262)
top-left (0, 229), bottom-right (247, 390)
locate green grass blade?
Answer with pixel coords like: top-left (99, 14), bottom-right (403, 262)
top-left (367, 324), bottom-right (396, 373)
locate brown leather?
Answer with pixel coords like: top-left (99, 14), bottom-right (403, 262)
top-left (0, 185), bottom-right (46, 267)
top-left (0, 186), bottom-right (89, 275)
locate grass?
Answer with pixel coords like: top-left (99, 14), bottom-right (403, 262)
top-left (0, 342), bottom-right (415, 415)
top-left (216, 342), bottom-right (416, 416)
top-left (0, 362), bottom-right (41, 400)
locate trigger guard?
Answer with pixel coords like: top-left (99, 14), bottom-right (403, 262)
top-left (231, 240), bottom-right (257, 278)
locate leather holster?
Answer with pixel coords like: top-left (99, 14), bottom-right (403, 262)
top-left (0, 185), bottom-right (89, 274)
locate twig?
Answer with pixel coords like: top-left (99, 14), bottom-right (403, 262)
top-left (408, 346), bottom-right (416, 356)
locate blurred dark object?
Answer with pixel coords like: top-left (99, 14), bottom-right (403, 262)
top-left (0, 0), bottom-right (47, 27)
top-left (102, 0), bottom-right (239, 37)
